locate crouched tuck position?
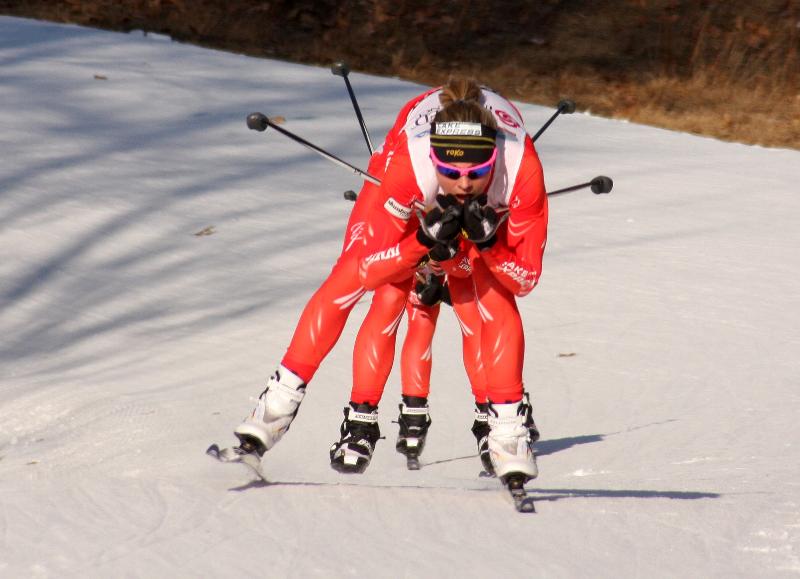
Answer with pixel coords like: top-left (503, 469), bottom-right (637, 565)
top-left (233, 77), bottom-right (548, 483)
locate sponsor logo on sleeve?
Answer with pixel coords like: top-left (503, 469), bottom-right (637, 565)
top-left (384, 197), bottom-right (412, 220)
top-left (364, 244), bottom-right (401, 265)
top-left (344, 221), bottom-right (366, 253)
top-left (499, 260), bottom-right (538, 291)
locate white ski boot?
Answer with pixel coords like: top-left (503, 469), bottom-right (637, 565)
top-left (234, 365), bottom-right (306, 456)
top-left (487, 396), bottom-right (538, 482)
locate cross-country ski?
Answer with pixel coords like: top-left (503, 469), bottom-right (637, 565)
top-left (206, 443), bottom-right (267, 479)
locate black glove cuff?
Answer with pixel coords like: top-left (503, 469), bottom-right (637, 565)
top-left (428, 241), bottom-right (458, 262)
top-left (475, 235), bottom-right (497, 251)
top-left (441, 283), bottom-right (452, 307)
top-left (416, 227), bottom-right (437, 249)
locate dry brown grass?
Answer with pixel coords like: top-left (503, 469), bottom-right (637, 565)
top-left (529, 72), bottom-right (799, 149)
top-left (2, 0), bottom-right (798, 149)
top-left (393, 2), bottom-right (800, 150)
top-left (623, 75), bottom-right (798, 148)
top-left (394, 64), bottom-right (799, 150)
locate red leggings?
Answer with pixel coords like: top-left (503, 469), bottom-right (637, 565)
top-left (280, 172), bottom-right (524, 406)
top-left (346, 252), bottom-right (524, 405)
top-left (448, 255), bottom-right (525, 403)
top-left (281, 252), bottom-right (524, 408)
top-left (399, 295), bottom-right (440, 399)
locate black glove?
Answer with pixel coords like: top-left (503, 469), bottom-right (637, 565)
top-left (427, 238), bottom-right (460, 262)
top-left (416, 194), bottom-right (463, 249)
top-left (440, 282), bottom-right (452, 306)
top-left (414, 273), bottom-right (446, 306)
top-left (462, 194), bottom-right (500, 249)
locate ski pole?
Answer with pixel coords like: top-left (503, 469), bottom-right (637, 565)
top-left (246, 112), bottom-right (381, 186)
top-left (247, 112), bottom-right (611, 200)
top-left (546, 175), bottom-right (613, 197)
top-left (330, 91), bottom-right (574, 194)
top-left (531, 99), bottom-right (576, 143)
top-left (331, 62), bottom-right (375, 156)
top-left (345, 176), bottom-right (612, 202)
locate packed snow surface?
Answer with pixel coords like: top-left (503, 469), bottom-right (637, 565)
top-left (1, 16), bottom-right (799, 578)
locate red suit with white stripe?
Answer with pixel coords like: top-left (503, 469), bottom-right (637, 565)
top-left (279, 86), bottom-right (547, 407)
top-left (356, 87), bottom-right (548, 404)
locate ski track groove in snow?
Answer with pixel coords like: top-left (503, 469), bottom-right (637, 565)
top-left (1, 15), bottom-right (799, 579)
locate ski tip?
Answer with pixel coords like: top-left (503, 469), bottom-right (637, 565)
top-left (206, 443), bottom-right (247, 463)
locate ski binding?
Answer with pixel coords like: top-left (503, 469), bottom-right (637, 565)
top-left (503, 474), bottom-right (536, 513)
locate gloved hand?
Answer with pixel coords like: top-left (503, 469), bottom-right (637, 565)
top-left (427, 238), bottom-right (460, 262)
top-left (414, 272), bottom-right (447, 306)
top-left (416, 194), bottom-right (463, 249)
top-left (462, 194), bottom-right (500, 248)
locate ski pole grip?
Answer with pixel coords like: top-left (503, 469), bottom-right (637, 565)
top-left (557, 99), bottom-right (576, 114)
top-left (246, 112), bottom-right (269, 132)
top-left (590, 176), bottom-right (613, 194)
top-left (331, 62), bottom-right (350, 77)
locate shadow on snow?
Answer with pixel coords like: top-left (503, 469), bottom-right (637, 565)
top-left (226, 478), bottom-right (720, 502)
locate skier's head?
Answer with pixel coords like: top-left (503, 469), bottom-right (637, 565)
top-left (430, 78), bottom-right (498, 199)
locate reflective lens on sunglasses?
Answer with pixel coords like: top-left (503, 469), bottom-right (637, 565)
top-left (430, 148), bottom-right (497, 180)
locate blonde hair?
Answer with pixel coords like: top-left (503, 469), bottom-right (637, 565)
top-left (434, 77), bottom-right (497, 129)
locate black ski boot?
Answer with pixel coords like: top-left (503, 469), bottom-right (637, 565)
top-left (395, 395), bottom-right (431, 470)
top-left (471, 402), bottom-right (494, 475)
top-left (330, 402), bottom-right (381, 474)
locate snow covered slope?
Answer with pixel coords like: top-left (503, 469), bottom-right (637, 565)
top-left (1, 16), bottom-right (799, 578)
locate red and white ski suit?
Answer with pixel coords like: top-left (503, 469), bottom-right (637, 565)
top-left (280, 86), bottom-right (548, 405)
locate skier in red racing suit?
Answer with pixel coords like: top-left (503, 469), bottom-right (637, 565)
top-left (235, 78), bottom-right (547, 482)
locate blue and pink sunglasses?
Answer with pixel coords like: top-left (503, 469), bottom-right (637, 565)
top-left (430, 147), bottom-right (498, 180)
